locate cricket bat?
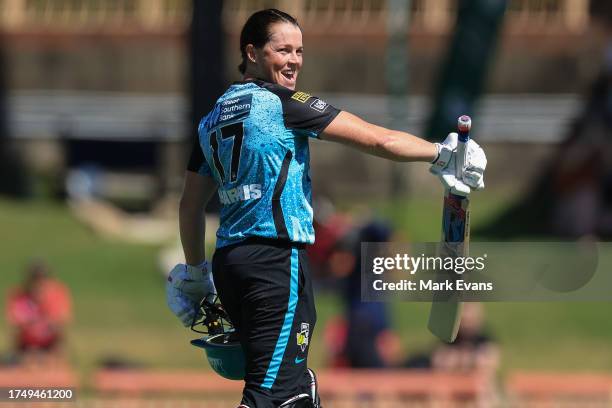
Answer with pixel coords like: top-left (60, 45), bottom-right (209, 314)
top-left (427, 115), bottom-right (472, 343)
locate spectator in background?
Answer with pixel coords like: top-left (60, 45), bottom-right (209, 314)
top-left (5, 260), bottom-right (72, 364)
top-left (341, 221), bottom-right (405, 368)
top-left (430, 303), bottom-right (499, 373)
top-left (307, 197), bottom-right (353, 279)
top-left (313, 204), bottom-right (499, 372)
top-left (314, 211), bottom-right (405, 368)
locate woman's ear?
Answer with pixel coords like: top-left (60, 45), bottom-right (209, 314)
top-left (245, 44), bottom-right (257, 64)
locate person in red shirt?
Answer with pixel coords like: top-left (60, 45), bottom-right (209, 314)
top-left (5, 261), bottom-right (72, 357)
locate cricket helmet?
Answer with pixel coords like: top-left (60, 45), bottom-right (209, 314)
top-left (190, 297), bottom-right (245, 380)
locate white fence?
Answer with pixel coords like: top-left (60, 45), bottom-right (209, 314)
top-left (8, 91), bottom-right (582, 143)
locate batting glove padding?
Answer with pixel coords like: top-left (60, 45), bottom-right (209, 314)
top-left (462, 139), bottom-right (487, 191)
top-left (431, 132), bottom-right (487, 196)
top-left (166, 261), bottom-right (216, 327)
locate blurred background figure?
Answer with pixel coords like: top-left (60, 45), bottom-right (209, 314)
top-left (400, 303), bottom-right (499, 374)
top-left (308, 197), bottom-right (353, 280)
top-left (430, 303), bottom-right (499, 374)
top-left (339, 221), bottom-right (406, 368)
top-left (5, 260), bottom-right (72, 366)
top-left (312, 201), bottom-right (405, 368)
top-left (316, 214), bottom-right (501, 373)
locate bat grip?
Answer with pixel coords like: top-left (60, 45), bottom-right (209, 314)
top-left (456, 115), bottom-right (471, 178)
top-left (456, 141), bottom-right (467, 178)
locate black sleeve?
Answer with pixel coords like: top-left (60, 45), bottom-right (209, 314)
top-left (187, 137), bottom-right (203, 172)
top-left (186, 132), bottom-right (212, 176)
top-left (263, 83), bottom-right (341, 137)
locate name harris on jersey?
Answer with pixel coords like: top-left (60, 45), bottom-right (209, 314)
top-left (218, 183), bottom-right (262, 205)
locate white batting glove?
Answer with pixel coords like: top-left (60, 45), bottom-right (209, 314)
top-left (462, 139), bottom-right (487, 191)
top-left (166, 261), bottom-right (216, 327)
top-left (431, 132), bottom-right (458, 173)
top-left (430, 133), bottom-right (487, 196)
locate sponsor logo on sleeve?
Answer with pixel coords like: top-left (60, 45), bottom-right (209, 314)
top-left (309, 98), bottom-right (328, 113)
top-left (296, 322), bottom-right (310, 352)
top-left (291, 92), bottom-right (311, 103)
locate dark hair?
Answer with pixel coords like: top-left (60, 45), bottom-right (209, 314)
top-left (238, 9), bottom-right (300, 74)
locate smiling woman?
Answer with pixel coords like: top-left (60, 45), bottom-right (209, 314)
top-left (167, 8), bottom-right (487, 408)
top-left (239, 9), bottom-right (303, 90)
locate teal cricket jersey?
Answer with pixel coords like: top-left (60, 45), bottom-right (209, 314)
top-left (188, 80), bottom-right (341, 248)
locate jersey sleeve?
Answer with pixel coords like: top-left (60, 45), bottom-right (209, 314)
top-left (186, 121), bottom-right (213, 177)
top-left (266, 85), bottom-right (341, 138)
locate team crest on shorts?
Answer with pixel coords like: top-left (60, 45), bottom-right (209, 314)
top-left (296, 323), bottom-right (310, 352)
top-left (291, 92), bottom-right (311, 103)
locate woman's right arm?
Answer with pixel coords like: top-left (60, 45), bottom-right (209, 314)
top-left (179, 171), bottom-right (218, 265)
top-left (320, 111), bottom-right (438, 163)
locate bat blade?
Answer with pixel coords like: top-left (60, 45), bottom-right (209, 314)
top-left (428, 298), bottom-right (463, 342)
top-left (428, 115), bottom-right (472, 343)
top-left (428, 192), bottom-right (470, 343)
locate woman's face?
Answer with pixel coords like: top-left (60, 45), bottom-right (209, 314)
top-left (251, 22), bottom-right (303, 90)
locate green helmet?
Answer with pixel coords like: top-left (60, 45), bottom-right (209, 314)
top-left (190, 298), bottom-right (245, 380)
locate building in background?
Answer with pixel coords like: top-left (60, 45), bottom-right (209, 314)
top-left (0, 0), bottom-right (599, 207)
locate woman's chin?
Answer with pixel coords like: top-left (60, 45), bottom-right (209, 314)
top-left (279, 77), bottom-right (297, 89)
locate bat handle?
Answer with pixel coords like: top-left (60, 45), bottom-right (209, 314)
top-left (456, 115), bottom-right (471, 178)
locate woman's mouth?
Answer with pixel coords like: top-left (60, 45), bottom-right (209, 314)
top-left (281, 70), bottom-right (296, 82)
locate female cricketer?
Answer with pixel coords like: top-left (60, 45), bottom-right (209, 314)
top-left (167, 9), bottom-right (487, 408)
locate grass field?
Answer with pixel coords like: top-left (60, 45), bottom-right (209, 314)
top-left (1, 193), bottom-right (612, 380)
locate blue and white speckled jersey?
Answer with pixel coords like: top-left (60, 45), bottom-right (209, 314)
top-left (188, 80), bottom-right (341, 248)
